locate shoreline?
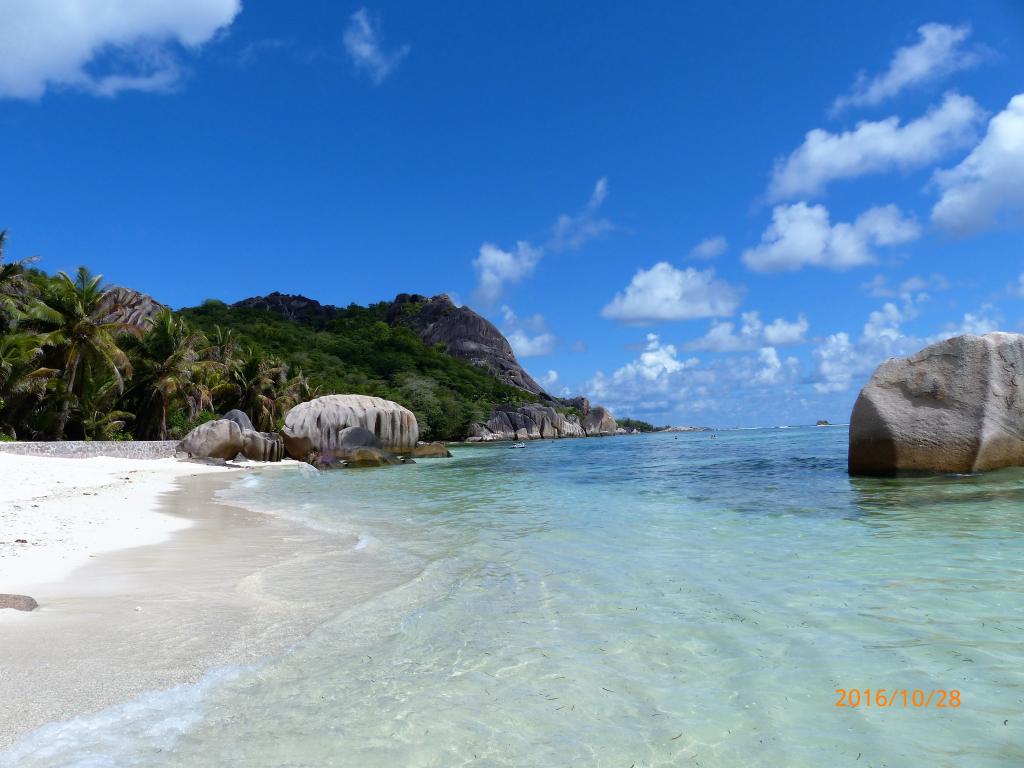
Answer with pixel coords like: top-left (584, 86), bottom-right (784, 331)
top-left (0, 455), bottom-right (392, 750)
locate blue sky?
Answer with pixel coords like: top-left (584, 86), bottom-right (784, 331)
top-left (1, 1), bottom-right (1023, 426)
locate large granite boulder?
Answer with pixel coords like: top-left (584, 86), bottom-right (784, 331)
top-left (281, 395), bottom-right (419, 460)
top-left (222, 409), bottom-right (255, 433)
top-left (849, 333), bottom-right (1024, 475)
top-left (583, 406), bottom-right (617, 436)
top-left (177, 419), bottom-right (244, 460)
top-left (241, 430), bottom-right (284, 462)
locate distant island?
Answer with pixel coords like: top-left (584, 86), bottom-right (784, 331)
top-left (816, 420), bottom-right (831, 426)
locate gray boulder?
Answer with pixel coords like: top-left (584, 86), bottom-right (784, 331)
top-left (281, 395), bottom-right (419, 459)
top-left (583, 406), bottom-right (617, 436)
top-left (849, 332), bottom-right (1024, 475)
top-left (411, 441), bottom-right (452, 458)
top-left (469, 404), bottom-right (587, 441)
top-left (241, 430), bottom-right (284, 462)
top-left (177, 419), bottom-right (244, 460)
top-left (222, 409), bottom-right (256, 433)
top-left (0, 594), bottom-right (38, 611)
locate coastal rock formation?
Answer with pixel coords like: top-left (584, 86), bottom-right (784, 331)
top-left (849, 333), bottom-right (1024, 475)
top-left (0, 594), bottom-right (38, 611)
top-left (222, 409), bottom-right (255, 433)
top-left (241, 430), bottom-right (285, 462)
top-left (177, 419), bottom-right (244, 460)
top-left (386, 293), bottom-right (547, 396)
top-left (582, 406), bottom-right (617, 436)
top-left (98, 287), bottom-right (164, 329)
top-left (281, 394), bottom-right (419, 459)
top-left (469, 404), bottom-right (587, 441)
top-left (411, 441), bottom-right (452, 458)
top-left (233, 292), bottom-right (340, 330)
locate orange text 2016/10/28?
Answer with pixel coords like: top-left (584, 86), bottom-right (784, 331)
top-left (835, 689), bottom-right (961, 709)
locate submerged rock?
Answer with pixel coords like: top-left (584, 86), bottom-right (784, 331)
top-left (849, 332), bottom-right (1024, 475)
top-left (411, 441), bottom-right (452, 458)
top-left (0, 594), bottom-right (38, 611)
top-left (281, 395), bottom-right (419, 460)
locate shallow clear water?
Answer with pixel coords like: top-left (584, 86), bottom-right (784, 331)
top-left (5, 428), bottom-right (1024, 767)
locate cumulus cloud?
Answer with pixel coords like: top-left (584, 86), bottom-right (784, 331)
top-left (601, 264), bottom-right (742, 324)
top-left (549, 177), bottom-right (614, 252)
top-left (539, 370), bottom-right (560, 389)
top-left (811, 299), bottom-right (1001, 393)
top-left (689, 235), bottom-right (728, 260)
top-left (472, 178), bottom-right (612, 302)
top-left (931, 94), bottom-right (1024, 234)
top-left (500, 306), bottom-right (557, 357)
top-left (831, 23), bottom-right (980, 114)
top-left (343, 7), bottom-right (410, 84)
top-left (0, 0), bottom-right (241, 99)
top-left (769, 92), bottom-right (984, 200)
top-left (742, 202), bottom-right (919, 272)
top-left (585, 333), bottom-right (799, 421)
top-left (473, 242), bottom-right (541, 303)
top-left (687, 311), bottom-right (809, 352)
top-left (862, 272), bottom-right (950, 298)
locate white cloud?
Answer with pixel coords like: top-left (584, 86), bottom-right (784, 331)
top-left (811, 299), bottom-right (1002, 393)
top-left (506, 330), bottom-right (557, 357)
top-left (831, 23), bottom-right (980, 114)
top-left (501, 306), bottom-right (557, 357)
top-left (0, 0), bottom-right (241, 99)
top-left (539, 370), bottom-right (560, 388)
top-left (601, 264), bottom-right (742, 324)
top-left (549, 177), bottom-right (614, 252)
top-left (689, 235), bottom-right (728, 260)
top-left (687, 311), bottom-right (809, 352)
top-left (743, 202), bottom-right (919, 272)
top-left (769, 92), bottom-right (984, 200)
top-left (473, 242), bottom-right (541, 303)
top-left (752, 347), bottom-right (798, 385)
top-left (472, 178), bottom-right (611, 302)
top-left (862, 272), bottom-right (949, 298)
top-left (343, 7), bottom-right (410, 84)
top-left (931, 94), bottom-right (1024, 234)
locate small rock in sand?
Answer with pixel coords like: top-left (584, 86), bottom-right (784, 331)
top-left (0, 594), bottom-right (38, 611)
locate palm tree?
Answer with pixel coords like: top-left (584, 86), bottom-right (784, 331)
top-left (0, 332), bottom-right (57, 439)
top-left (0, 230), bottom-right (42, 333)
top-left (228, 349), bottom-right (295, 431)
top-left (35, 267), bottom-right (139, 438)
top-left (129, 309), bottom-right (220, 439)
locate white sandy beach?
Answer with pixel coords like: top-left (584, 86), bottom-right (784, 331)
top-left (0, 454), bottom-right (240, 594)
top-left (0, 452), bottom-right (406, 750)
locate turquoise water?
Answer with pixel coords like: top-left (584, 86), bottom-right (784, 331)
top-left (5, 428), bottom-right (1024, 766)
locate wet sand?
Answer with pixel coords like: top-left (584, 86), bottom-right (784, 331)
top-left (0, 468), bottom-right (396, 749)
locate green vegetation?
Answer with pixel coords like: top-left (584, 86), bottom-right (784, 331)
top-left (0, 231), bottom-right (534, 442)
top-left (179, 301), bottom-right (536, 440)
top-left (616, 418), bottom-right (660, 433)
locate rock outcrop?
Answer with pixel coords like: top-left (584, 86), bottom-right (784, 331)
top-left (386, 293), bottom-right (547, 396)
top-left (177, 415), bottom-right (284, 462)
top-left (233, 292), bottom-right (341, 329)
top-left (99, 287), bottom-right (164, 329)
top-left (582, 406), bottom-right (617, 436)
top-left (0, 594), bottom-right (38, 611)
top-left (849, 333), bottom-right (1024, 475)
top-left (468, 404), bottom-right (588, 442)
top-left (177, 419), bottom-right (245, 460)
top-left (411, 441), bottom-right (452, 458)
top-left (281, 395), bottom-right (419, 460)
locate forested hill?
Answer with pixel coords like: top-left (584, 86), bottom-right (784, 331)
top-left (178, 294), bottom-right (540, 441)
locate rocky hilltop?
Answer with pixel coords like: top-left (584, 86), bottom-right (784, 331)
top-left (229, 290), bottom-right (618, 441)
top-left (385, 293), bottom-right (546, 396)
